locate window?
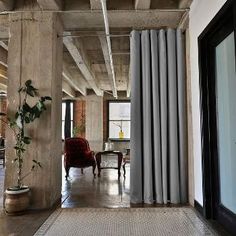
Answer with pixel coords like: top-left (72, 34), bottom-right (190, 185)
top-left (108, 101), bottom-right (130, 140)
top-left (62, 101), bottom-right (74, 140)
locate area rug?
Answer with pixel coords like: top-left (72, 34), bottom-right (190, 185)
top-left (34, 207), bottom-right (218, 236)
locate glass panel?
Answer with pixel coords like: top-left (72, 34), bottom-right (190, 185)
top-left (62, 121), bottom-right (65, 140)
top-left (109, 102), bottom-right (130, 120)
top-left (215, 32), bottom-right (236, 214)
top-left (70, 102), bottom-right (73, 120)
top-left (71, 121), bottom-right (73, 137)
top-left (62, 103), bottom-right (66, 121)
top-left (109, 121), bottom-right (130, 139)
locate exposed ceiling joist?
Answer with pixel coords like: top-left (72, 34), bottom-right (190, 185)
top-left (62, 10), bottom-right (186, 30)
top-left (0, 0), bottom-right (14, 11)
top-left (62, 80), bottom-right (76, 98)
top-left (0, 83), bottom-right (6, 92)
top-left (63, 66), bottom-right (87, 96)
top-left (0, 45), bottom-right (7, 67)
top-left (0, 75), bottom-right (7, 86)
top-left (90, 0), bottom-right (101, 10)
top-left (98, 35), bottom-right (117, 97)
top-left (179, 0), bottom-right (192, 8)
top-left (63, 36), bottom-right (103, 96)
top-left (37, 0), bottom-right (63, 10)
top-left (135, 0), bottom-right (151, 10)
top-left (0, 41), bottom-right (8, 51)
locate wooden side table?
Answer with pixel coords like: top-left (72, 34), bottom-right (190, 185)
top-left (95, 151), bottom-right (123, 178)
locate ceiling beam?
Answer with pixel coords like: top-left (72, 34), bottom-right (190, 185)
top-left (0, 75), bottom-right (7, 86)
top-left (0, 0), bottom-right (14, 11)
top-left (0, 45), bottom-right (7, 67)
top-left (62, 9), bottom-right (186, 30)
top-left (62, 80), bottom-right (76, 98)
top-left (63, 66), bottom-right (87, 96)
top-left (179, 0), bottom-right (192, 8)
top-left (98, 34), bottom-right (117, 97)
top-left (0, 41), bottom-right (8, 51)
top-left (90, 0), bottom-right (101, 10)
top-left (0, 83), bottom-right (6, 92)
top-left (37, 0), bottom-right (63, 10)
top-left (63, 36), bottom-right (103, 96)
top-left (135, 0), bottom-right (151, 10)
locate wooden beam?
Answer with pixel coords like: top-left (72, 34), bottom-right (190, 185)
top-left (37, 0), bottom-right (63, 10)
top-left (0, 82), bottom-right (6, 92)
top-left (179, 0), bottom-right (192, 8)
top-left (90, 0), bottom-right (101, 10)
top-left (62, 80), bottom-right (76, 98)
top-left (63, 36), bottom-right (103, 96)
top-left (0, 75), bottom-right (7, 86)
top-left (0, 45), bottom-right (7, 67)
top-left (98, 35), bottom-right (117, 97)
top-left (0, 41), bottom-right (8, 51)
top-left (135, 0), bottom-right (151, 10)
top-left (62, 9), bottom-right (186, 30)
top-left (0, 0), bottom-right (14, 11)
top-left (63, 66), bottom-right (87, 96)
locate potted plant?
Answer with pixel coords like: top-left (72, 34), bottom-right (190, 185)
top-left (0, 80), bottom-right (51, 215)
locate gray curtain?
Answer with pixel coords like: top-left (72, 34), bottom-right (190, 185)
top-left (130, 29), bottom-right (187, 204)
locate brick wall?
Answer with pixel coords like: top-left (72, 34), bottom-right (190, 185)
top-left (73, 100), bottom-right (86, 138)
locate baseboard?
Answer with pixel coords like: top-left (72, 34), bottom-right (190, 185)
top-left (194, 200), bottom-right (203, 215)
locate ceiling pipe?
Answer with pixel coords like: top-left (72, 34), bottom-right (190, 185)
top-left (100, 0), bottom-right (117, 98)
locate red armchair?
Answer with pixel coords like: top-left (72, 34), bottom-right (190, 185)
top-left (64, 137), bottom-right (96, 178)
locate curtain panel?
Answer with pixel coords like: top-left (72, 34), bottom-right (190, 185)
top-left (130, 29), bottom-right (187, 204)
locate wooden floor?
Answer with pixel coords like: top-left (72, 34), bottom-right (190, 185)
top-left (0, 162), bottom-right (230, 236)
top-left (0, 161), bottom-right (130, 236)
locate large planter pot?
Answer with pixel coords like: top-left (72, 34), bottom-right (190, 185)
top-left (4, 187), bottom-right (30, 215)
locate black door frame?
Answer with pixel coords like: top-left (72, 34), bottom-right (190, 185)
top-left (198, 0), bottom-right (236, 234)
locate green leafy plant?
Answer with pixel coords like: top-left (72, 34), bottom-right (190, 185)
top-left (73, 112), bottom-right (85, 137)
top-left (0, 80), bottom-right (52, 190)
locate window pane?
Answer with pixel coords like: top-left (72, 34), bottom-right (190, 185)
top-left (62, 121), bottom-right (65, 140)
top-left (70, 102), bottom-right (73, 120)
top-left (109, 102), bottom-right (130, 120)
top-left (71, 121), bottom-right (74, 137)
top-left (216, 32), bottom-right (236, 213)
top-left (109, 121), bottom-right (130, 139)
top-left (62, 103), bottom-right (66, 121)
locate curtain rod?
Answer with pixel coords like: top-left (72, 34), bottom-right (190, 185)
top-left (59, 34), bottom-right (130, 38)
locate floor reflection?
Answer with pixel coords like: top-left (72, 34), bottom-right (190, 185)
top-left (61, 164), bottom-right (130, 208)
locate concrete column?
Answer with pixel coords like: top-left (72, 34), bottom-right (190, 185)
top-left (4, 12), bottom-right (63, 209)
top-left (85, 95), bottom-right (103, 152)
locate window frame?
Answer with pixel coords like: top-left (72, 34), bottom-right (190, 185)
top-left (107, 100), bottom-right (131, 141)
top-left (62, 100), bottom-right (74, 140)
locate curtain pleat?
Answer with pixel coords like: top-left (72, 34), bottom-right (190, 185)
top-left (130, 31), bottom-right (143, 203)
top-left (130, 29), bottom-right (187, 204)
top-left (176, 29), bottom-right (188, 203)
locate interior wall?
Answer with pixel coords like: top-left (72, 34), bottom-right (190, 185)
top-left (85, 94), bottom-right (103, 152)
top-left (189, 0), bottom-right (227, 205)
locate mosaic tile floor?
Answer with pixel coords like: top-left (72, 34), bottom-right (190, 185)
top-left (34, 207), bottom-right (219, 236)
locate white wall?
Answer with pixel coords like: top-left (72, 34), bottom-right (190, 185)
top-left (189, 0), bottom-right (227, 205)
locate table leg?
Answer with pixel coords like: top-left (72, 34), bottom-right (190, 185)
top-left (95, 153), bottom-right (101, 177)
top-left (123, 162), bottom-right (126, 177)
top-left (117, 153), bottom-right (123, 178)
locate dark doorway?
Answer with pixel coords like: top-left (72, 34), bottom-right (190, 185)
top-left (199, 0), bottom-right (236, 234)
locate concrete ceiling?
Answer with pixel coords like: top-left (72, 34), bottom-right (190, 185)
top-left (0, 0), bottom-right (192, 98)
